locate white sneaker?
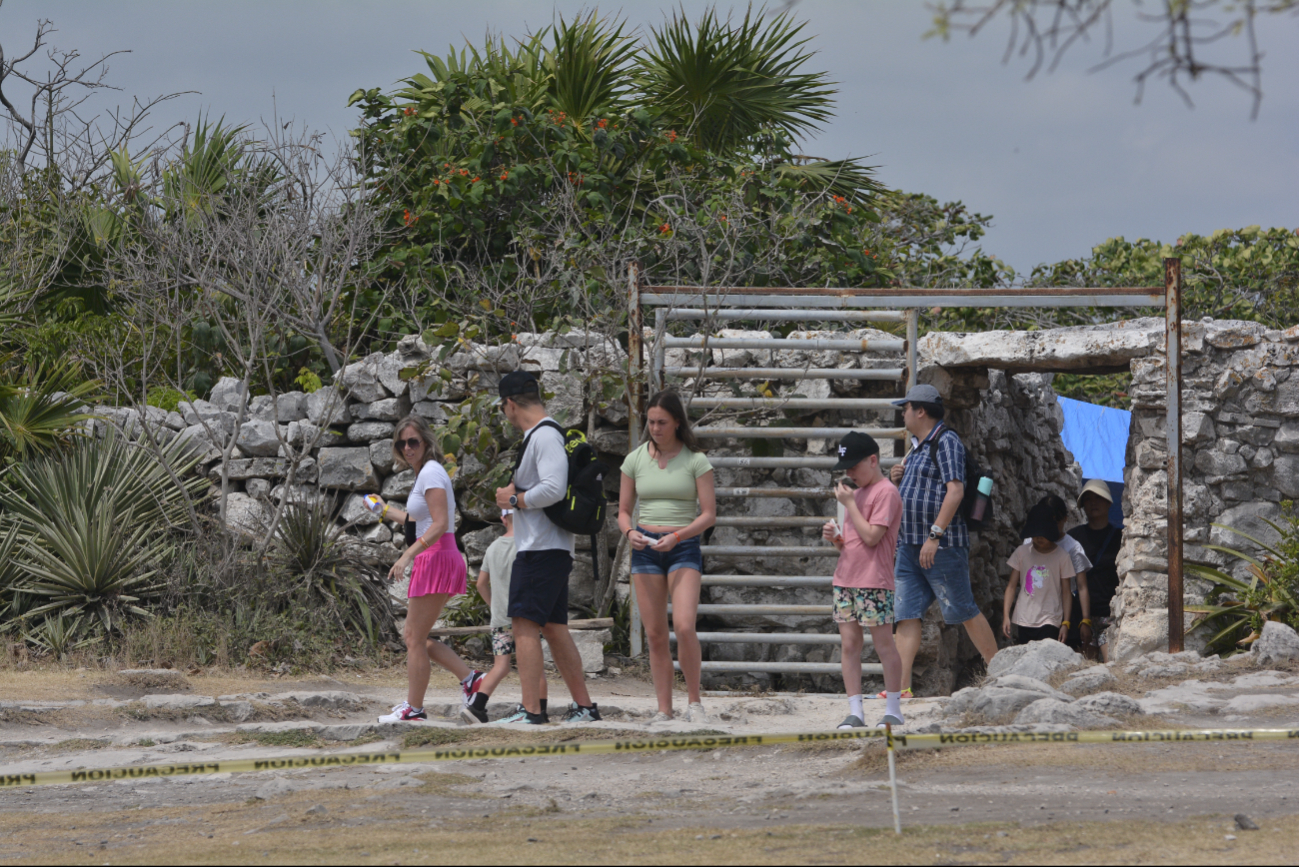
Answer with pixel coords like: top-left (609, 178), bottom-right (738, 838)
top-left (685, 702), bottom-right (708, 724)
top-left (378, 701), bottom-right (427, 723)
top-left (648, 711), bottom-right (673, 724)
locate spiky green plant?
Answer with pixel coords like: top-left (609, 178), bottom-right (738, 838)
top-left (0, 362), bottom-right (98, 468)
top-left (0, 432), bottom-right (205, 634)
top-left (267, 495), bottom-right (396, 644)
top-left (1186, 508), bottom-right (1299, 654)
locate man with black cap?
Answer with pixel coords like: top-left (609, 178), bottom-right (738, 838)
top-left (822, 432), bottom-right (905, 729)
top-left (491, 371), bottom-right (600, 725)
top-left (887, 384), bottom-right (998, 696)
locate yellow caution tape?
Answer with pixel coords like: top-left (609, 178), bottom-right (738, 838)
top-left (3, 727), bottom-right (1296, 789)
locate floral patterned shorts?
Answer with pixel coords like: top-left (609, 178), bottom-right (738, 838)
top-left (490, 626), bottom-right (515, 657)
top-left (832, 586), bottom-right (894, 626)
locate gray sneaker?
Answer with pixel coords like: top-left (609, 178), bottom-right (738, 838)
top-left (562, 702), bottom-right (602, 723)
top-left (685, 702), bottom-right (708, 724)
top-left (647, 711), bottom-right (673, 724)
top-left (837, 715), bottom-right (866, 729)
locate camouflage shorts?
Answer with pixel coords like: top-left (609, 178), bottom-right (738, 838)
top-left (490, 626), bottom-right (515, 657)
top-left (832, 586), bottom-right (894, 626)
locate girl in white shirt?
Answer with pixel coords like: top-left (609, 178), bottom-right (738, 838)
top-left (369, 416), bottom-right (482, 722)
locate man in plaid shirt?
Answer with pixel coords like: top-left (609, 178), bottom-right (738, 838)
top-left (887, 385), bottom-right (998, 696)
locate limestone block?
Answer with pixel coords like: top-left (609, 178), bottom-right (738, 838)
top-left (285, 421), bottom-right (346, 450)
top-left (95, 406), bottom-right (141, 440)
top-left (211, 456), bottom-right (315, 483)
top-left (223, 493), bottom-right (268, 536)
top-left (306, 388), bottom-right (351, 427)
top-left (369, 440), bottom-right (395, 476)
top-left (347, 421), bottom-right (395, 443)
top-left (245, 478), bottom-right (271, 500)
top-left (175, 424), bottom-right (222, 463)
top-left (1274, 421), bottom-right (1299, 453)
top-left (396, 333), bottom-right (434, 365)
top-left (340, 493), bottom-right (381, 527)
top-left (209, 377), bottom-right (248, 411)
top-left (247, 395), bottom-right (276, 422)
top-left (1251, 620), bottom-right (1299, 665)
top-left (1182, 412), bottom-right (1214, 445)
top-left (356, 398), bottom-right (409, 422)
top-left (1252, 368), bottom-right (1278, 393)
top-left (339, 352), bottom-right (389, 403)
top-left (1134, 439), bottom-right (1166, 470)
top-left (235, 420), bottom-right (281, 457)
top-left (361, 524), bottom-right (392, 544)
top-left (597, 397), bottom-right (629, 426)
top-left (710, 329), bottom-right (772, 368)
top-left (1074, 691), bottom-right (1143, 717)
top-left (178, 400), bottom-right (237, 435)
top-left (276, 391), bottom-right (309, 422)
top-left (1270, 455), bottom-right (1299, 497)
top-left (142, 694), bottom-right (218, 711)
top-left (542, 629), bottom-right (610, 674)
top-left (544, 374), bottom-right (585, 428)
top-left (1205, 321), bottom-right (1264, 349)
top-left (1194, 449), bottom-right (1247, 478)
top-left (377, 355), bottom-right (409, 399)
top-left (270, 484), bottom-right (319, 505)
top-left (1215, 369), bottom-right (1245, 400)
top-left (411, 400), bottom-right (449, 424)
top-left (919, 320), bottom-right (1160, 373)
top-left (590, 427), bottom-right (629, 456)
top-left (382, 469), bottom-right (417, 499)
top-left (461, 525), bottom-right (503, 572)
top-left (317, 447), bottom-right (381, 492)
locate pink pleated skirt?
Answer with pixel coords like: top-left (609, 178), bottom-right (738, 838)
top-left (407, 534), bottom-right (467, 598)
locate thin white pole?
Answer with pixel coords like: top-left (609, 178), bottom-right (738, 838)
top-left (887, 725), bottom-right (902, 835)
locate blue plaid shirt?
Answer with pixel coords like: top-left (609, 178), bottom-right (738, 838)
top-left (898, 424), bottom-right (969, 549)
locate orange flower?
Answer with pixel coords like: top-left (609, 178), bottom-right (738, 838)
top-left (402, 106), bottom-right (416, 116)
top-left (659, 223), bottom-right (671, 234)
top-left (403, 209), bottom-right (414, 226)
top-left (500, 171), bottom-right (509, 181)
top-left (472, 176), bottom-right (480, 183)
top-left (511, 117), bottom-right (519, 126)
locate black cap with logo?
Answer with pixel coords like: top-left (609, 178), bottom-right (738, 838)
top-left (832, 431), bottom-right (881, 471)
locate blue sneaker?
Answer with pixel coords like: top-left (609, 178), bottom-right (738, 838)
top-left (491, 704), bottom-right (547, 725)
top-left (562, 702), bottom-right (602, 724)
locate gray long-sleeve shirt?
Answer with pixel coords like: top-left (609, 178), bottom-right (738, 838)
top-left (513, 417), bottom-right (574, 554)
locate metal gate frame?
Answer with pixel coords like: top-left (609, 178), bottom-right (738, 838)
top-left (626, 260), bottom-right (1185, 674)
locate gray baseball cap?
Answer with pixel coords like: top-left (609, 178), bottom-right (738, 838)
top-left (891, 384), bottom-right (943, 407)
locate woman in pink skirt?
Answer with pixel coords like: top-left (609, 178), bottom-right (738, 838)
top-left (371, 416), bottom-right (484, 723)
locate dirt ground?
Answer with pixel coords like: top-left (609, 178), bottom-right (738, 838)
top-left (2, 665), bottom-right (1298, 865)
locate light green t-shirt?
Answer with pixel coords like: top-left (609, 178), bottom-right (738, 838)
top-left (482, 535), bottom-right (517, 629)
top-left (620, 443), bottom-right (713, 527)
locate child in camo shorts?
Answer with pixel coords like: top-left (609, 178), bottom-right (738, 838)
top-left (822, 432), bottom-right (906, 730)
top-left (460, 510), bottom-right (547, 723)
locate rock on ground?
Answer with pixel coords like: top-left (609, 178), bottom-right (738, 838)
top-left (986, 640), bottom-right (1084, 682)
top-left (1059, 666), bottom-right (1118, 697)
top-left (1252, 621), bottom-right (1299, 665)
top-left (1013, 697), bottom-right (1119, 729)
top-left (1073, 691), bottom-right (1144, 717)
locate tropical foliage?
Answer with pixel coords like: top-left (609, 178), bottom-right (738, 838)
top-left (1186, 506), bottom-right (1299, 655)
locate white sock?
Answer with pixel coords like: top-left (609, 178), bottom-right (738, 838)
top-left (848, 695), bottom-right (863, 719)
top-left (885, 692), bottom-right (903, 720)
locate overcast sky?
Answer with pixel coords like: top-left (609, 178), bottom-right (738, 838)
top-left (5, 1), bottom-right (1296, 276)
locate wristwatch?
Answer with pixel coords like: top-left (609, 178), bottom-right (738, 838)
top-left (928, 523), bottom-right (945, 540)
top-left (508, 494), bottom-right (518, 508)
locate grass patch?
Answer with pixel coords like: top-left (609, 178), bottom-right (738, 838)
top-left (401, 726), bottom-right (678, 751)
top-left (228, 729), bottom-right (325, 749)
top-left (52, 738), bottom-right (110, 752)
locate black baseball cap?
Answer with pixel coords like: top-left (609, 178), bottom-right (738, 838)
top-left (1022, 502), bottom-right (1062, 541)
top-left (498, 370), bottom-right (540, 400)
top-left (832, 432), bottom-right (881, 471)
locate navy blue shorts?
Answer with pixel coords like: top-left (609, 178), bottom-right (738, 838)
top-left (630, 528), bottom-right (704, 576)
top-left (507, 549), bottom-right (571, 626)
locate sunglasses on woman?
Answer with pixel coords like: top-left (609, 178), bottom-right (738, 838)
top-left (398, 437), bottom-right (423, 451)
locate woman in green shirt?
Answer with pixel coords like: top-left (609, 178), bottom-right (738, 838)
top-left (618, 390), bottom-right (716, 723)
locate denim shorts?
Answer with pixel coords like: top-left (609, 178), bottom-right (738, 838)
top-left (893, 543), bottom-right (981, 624)
top-left (630, 528), bottom-right (704, 576)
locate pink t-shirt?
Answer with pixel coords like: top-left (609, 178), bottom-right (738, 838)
top-left (832, 478), bottom-right (902, 590)
top-left (1007, 542), bottom-right (1077, 628)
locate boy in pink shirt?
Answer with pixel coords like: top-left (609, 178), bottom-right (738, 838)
top-left (821, 432), bottom-right (905, 729)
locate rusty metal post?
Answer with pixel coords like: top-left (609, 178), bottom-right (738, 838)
top-left (1165, 258), bottom-right (1184, 653)
top-left (626, 263), bottom-right (644, 657)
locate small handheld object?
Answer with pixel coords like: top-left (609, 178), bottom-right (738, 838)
top-left (969, 476), bottom-right (994, 522)
top-left (364, 494), bottom-right (383, 514)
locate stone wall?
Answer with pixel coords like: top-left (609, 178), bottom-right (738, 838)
top-left (110, 314), bottom-right (1282, 691)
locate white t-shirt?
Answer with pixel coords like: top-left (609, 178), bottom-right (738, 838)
top-left (407, 461), bottom-right (456, 538)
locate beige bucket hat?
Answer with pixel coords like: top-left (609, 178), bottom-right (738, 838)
top-left (1077, 478), bottom-right (1114, 506)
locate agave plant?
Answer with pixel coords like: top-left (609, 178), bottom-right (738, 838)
top-left (0, 432), bottom-right (205, 634)
top-left (0, 361), bottom-right (99, 469)
top-left (24, 614), bottom-right (98, 659)
top-left (1186, 511), bottom-right (1299, 654)
top-left (267, 495), bottom-right (396, 644)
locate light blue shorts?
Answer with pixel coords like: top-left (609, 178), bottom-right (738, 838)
top-left (893, 543), bottom-right (980, 624)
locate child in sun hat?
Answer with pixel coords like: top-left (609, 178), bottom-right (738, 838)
top-left (1002, 502), bottom-right (1077, 645)
top-left (821, 432), bottom-right (905, 730)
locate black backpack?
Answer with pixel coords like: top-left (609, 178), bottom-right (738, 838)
top-left (925, 427), bottom-right (994, 530)
top-left (512, 420), bottom-right (609, 537)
